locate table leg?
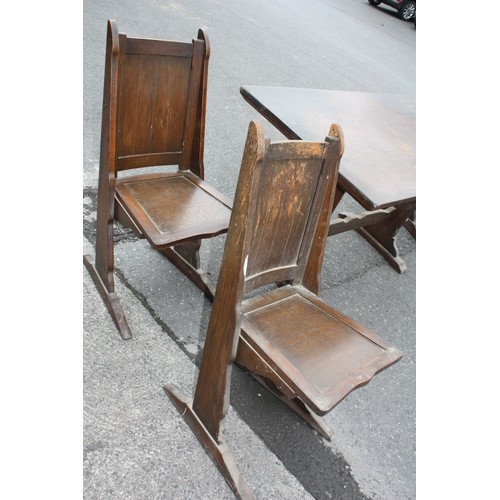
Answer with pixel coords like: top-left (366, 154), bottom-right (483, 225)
top-left (356, 202), bottom-right (416, 273)
top-left (403, 210), bottom-right (416, 239)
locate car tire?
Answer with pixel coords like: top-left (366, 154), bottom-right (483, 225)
top-left (368, 0), bottom-right (382, 5)
top-left (398, 1), bottom-right (416, 21)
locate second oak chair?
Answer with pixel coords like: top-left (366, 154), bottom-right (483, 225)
top-left (164, 120), bottom-right (403, 499)
top-left (84, 21), bottom-right (232, 339)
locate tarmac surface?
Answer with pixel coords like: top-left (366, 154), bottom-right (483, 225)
top-left (83, 0), bottom-right (416, 498)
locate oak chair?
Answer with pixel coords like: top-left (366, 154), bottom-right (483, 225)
top-left (83, 20), bottom-right (232, 339)
top-left (164, 121), bottom-right (403, 499)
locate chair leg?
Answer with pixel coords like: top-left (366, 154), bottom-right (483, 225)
top-left (83, 254), bottom-right (132, 340)
top-left (163, 385), bottom-right (253, 500)
top-left (235, 337), bottom-right (333, 440)
top-left (88, 165), bottom-right (132, 339)
top-left (250, 373), bottom-right (333, 441)
top-left (160, 241), bottom-right (216, 300)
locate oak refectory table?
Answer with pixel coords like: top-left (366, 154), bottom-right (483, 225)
top-left (240, 85), bottom-right (416, 273)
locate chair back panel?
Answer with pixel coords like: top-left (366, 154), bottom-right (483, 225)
top-left (113, 35), bottom-right (205, 171)
top-left (243, 140), bottom-right (335, 293)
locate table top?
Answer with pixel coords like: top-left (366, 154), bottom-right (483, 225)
top-left (240, 85), bottom-right (416, 209)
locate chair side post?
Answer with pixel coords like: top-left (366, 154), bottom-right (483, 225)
top-left (191, 121), bottom-right (266, 442)
top-left (164, 121), bottom-right (265, 498)
top-left (94, 19), bottom-right (120, 290)
top-left (189, 29), bottom-right (210, 179)
top-left (179, 39), bottom-right (205, 172)
top-left (300, 126), bottom-right (344, 293)
top-left (83, 20), bottom-right (132, 340)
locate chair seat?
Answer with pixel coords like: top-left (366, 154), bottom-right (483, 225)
top-left (240, 285), bottom-right (402, 415)
top-left (115, 171), bottom-right (233, 248)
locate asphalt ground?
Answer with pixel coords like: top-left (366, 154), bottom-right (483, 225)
top-left (81, 0), bottom-right (416, 498)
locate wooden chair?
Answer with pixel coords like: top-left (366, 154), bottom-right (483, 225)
top-left (164, 121), bottom-right (403, 499)
top-left (83, 20), bottom-right (232, 339)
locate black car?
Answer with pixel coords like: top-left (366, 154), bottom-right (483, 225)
top-left (368, 0), bottom-right (416, 21)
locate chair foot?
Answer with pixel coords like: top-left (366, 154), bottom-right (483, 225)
top-left (236, 337), bottom-right (333, 440)
top-left (160, 247), bottom-right (216, 300)
top-left (83, 254), bottom-right (132, 340)
top-left (286, 396), bottom-right (334, 441)
top-left (251, 374), bottom-right (333, 441)
top-left (163, 384), bottom-right (253, 500)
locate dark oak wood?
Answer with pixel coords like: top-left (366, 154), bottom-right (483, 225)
top-left (239, 285), bottom-right (401, 417)
top-left (163, 386), bottom-right (253, 500)
top-left (83, 20), bottom-right (232, 339)
top-left (165, 120), bottom-right (402, 497)
top-left (240, 85), bottom-right (416, 272)
top-left (329, 207), bottom-right (397, 236)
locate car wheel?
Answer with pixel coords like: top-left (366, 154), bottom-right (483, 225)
top-left (398, 1), bottom-right (416, 21)
top-left (368, 0), bottom-right (382, 5)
